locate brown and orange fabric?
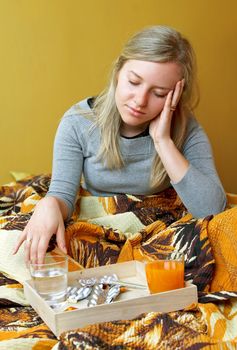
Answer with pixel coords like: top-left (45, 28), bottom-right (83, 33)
top-left (59, 301), bottom-right (237, 350)
top-left (0, 174), bottom-right (237, 349)
top-left (66, 213), bottom-right (215, 295)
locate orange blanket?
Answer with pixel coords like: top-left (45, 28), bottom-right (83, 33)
top-left (0, 174), bottom-right (237, 349)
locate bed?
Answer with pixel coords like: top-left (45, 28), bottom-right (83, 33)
top-left (0, 173), bottom-right (237, 349)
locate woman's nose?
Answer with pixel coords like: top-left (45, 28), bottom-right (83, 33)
top-left (134, 90), bottom-right (148, 108)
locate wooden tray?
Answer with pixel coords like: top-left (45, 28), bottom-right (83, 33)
top-left (24, 261), bottom-right (197, 337)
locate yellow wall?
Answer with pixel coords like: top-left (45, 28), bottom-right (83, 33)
top-left (0, 0), bottom-right (236, 192)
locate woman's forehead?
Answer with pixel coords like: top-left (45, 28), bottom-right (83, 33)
top-left (120, 60), bottom-right (182, 88)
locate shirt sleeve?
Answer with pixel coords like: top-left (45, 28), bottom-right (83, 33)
top-left (172, 117), bottom-right (227, 218)
top-left (46, 115), bottom-right (84, 218)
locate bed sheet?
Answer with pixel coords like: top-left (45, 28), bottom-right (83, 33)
top-left (0, 174), bottom-right (237, 349)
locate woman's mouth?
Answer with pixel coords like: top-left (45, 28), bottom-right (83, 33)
top-left (126, 105), bottom-right (145, 117)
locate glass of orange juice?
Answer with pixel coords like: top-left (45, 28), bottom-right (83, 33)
top-left (145, 252), bottom-right (184, 294)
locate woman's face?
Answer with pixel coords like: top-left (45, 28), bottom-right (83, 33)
top-left (115, 59), bottom-right (182, 136)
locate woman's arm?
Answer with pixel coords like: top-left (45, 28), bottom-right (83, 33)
top-left (47, 114), bottom-right (85, 218)
top-left (171, 120), bottom-right (226, 217)
top-left (13, 112), bottom-right (85, 263)
top-left (150, 81), bottom-right (226, 217)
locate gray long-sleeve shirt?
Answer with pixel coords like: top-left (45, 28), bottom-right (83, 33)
top-left (47, 98), bottom-right (226, 218)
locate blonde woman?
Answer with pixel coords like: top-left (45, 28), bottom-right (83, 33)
top-left (14, 25), bottom-right (226, 263)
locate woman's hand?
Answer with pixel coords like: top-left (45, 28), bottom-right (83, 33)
top-left (149, 79), bottom-right (185, 145)
top-left (149, 79), bottom-right (189, 183)
top-left (13, 196), bottom-right (67, 264)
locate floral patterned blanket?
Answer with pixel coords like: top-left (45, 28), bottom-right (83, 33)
top-left (0, 174), bottom-right (237, 349)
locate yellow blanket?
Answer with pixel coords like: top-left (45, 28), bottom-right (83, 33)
top-left (0, 174), bottom-right (237, 349)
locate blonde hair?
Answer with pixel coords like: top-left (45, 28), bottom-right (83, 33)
top-left (92, 25), bottom-right (199, 188)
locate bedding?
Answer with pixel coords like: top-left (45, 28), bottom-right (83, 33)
top-left (0, 174), bottom-right (237, 349)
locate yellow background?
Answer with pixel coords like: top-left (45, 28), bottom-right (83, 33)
top-left (0, 0), bottom-right (236, 192)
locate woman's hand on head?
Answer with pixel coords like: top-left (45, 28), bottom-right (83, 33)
top-left (149, 79), bottom-right (185, 145)
top-left (13, 196), bottom-right (68, 265)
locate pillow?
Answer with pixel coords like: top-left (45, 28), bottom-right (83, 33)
top-left (208, 206), bottom-right (237, 291)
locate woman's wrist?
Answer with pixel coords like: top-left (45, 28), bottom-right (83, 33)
top-left (154, 138), bottom-right (189, 183)
top-left (154, 138), bottom-right (174, 153)
top-left (41, 196), bottom-right (69, 220)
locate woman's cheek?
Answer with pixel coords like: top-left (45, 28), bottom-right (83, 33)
top-left (152, 101), bottom-right (165, 116)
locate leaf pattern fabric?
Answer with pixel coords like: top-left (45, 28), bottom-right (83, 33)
top-left (0, 174), bottom-right (237, 349)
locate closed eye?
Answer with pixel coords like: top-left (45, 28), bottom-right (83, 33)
top-left (153, 91), bottom-right (167, 98)
top-left (128, 80), bottom-right (140, 86)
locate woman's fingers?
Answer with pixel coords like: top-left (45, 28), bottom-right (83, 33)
top-left (13, 230), bottom-right (27, 255)
top-left (150, 79), bottom-right (185, 142)
top-left (24, 234), bottom-right (51, 264)
top-left (27, 235), bottom-right (41, 264)
top-left (161, 90), bottom-right (174, 116)
top-left (163, 78), bottom-right (185, 115)
top-left (13, 229), bottom-right (40, 265)
top-left (37, 237), bottom-right (51, 264)
top-left (171, 79), bottom-right (185, 109)
top-left (13, 197), bottom-right (66, 264)
top-left (56, 220), bottom-right (67, 254)
top-left (24, 236), bottom-right (33, 265)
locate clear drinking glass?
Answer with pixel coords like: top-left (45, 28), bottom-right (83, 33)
top-left (145, 252), bottom-right (184, 294)
top-left (29, 254), bottom-right (68, 310)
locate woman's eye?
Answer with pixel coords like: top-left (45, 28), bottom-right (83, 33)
top-left (154, 91), bottom-right (166, 98)
top-left (128, 80), bottom-right (140, 86)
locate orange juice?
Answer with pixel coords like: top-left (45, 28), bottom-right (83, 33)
top-left (145, 258), bottom-right (184, 294)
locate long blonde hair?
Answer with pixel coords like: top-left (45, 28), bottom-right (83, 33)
top-left (92, 25), bottom-right (199, 188)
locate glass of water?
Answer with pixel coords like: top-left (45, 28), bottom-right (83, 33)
top-left (29, 254), bottom-right (68, 311)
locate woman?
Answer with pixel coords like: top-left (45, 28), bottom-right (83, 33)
top-left (14, 25), bottom-right (226, 264)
